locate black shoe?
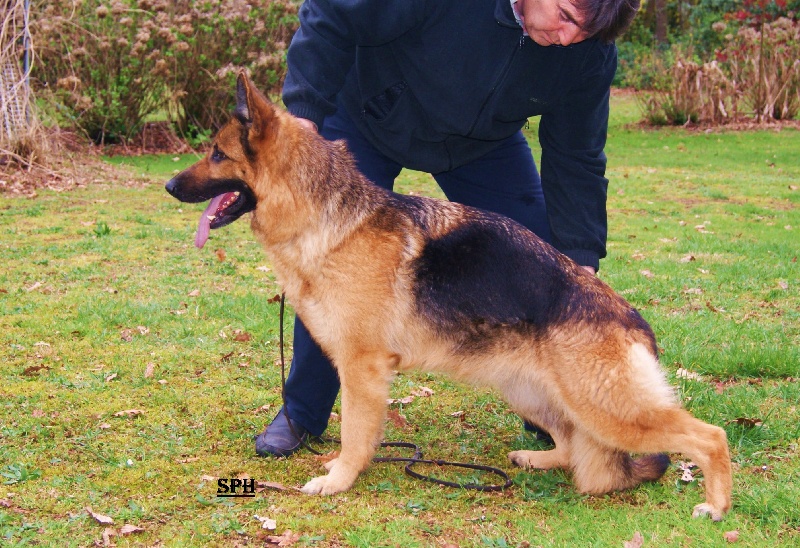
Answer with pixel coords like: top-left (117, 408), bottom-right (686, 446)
top-left (254, 408), bottom-right (309, 457)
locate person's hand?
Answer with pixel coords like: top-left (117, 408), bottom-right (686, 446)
top-left (582, 266), bottom-right (596, 276)
top-left (297, 118), bottom-right (318, 133)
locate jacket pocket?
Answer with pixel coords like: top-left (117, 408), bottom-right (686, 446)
top-left (362, 81), bottom-right (408, 121)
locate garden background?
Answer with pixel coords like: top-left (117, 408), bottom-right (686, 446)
top-left (1, 1), bottom-right (798, 546)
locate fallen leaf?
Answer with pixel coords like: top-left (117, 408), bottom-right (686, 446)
top-left (675, 368), bottom-right (703, 381)
top-left (144, 362), bottom-right (155, 378)
top-left (119, 524), bottom-right (144, 535)
top-left (113, 409), bottom-right (144, 418)
top-left (387, 396), bottom-right (415, 405)
top-left (98, 423), bottom-right (111, 429)
top-left (102, 527), bottom-right (116, 547)
top-left (679, 254), bottom-right (696, 263)
top-left (176, 457), bottom-right (200, 464)
top-left (86, 506), bottom-right (114, 525)
top-left (386, 409), bottom-right (408, 428)
top-left (105, 373), bottom-right (117, 382)
top-left (233, 330), bottom-right (252, 342)
top-left (257, 480), bottom-right (293, 491)
top-left (623, 531), bottom-right (644, 548)
top-left (253, 404), bottom-right (272, 414)
top-left (777, 281), bottom-right (789, 290)
top-left (411, 386), bottom-right (434, 397)
top-left (266, 530), bottom-right (301, 546)
top-left (22, 364), bottom-right (50, 376)
top-left (25, 281), bottom-right (43, 292)
top-left (32, 409), bottom-right (45, 418)
top-left (188, 289), bottom-right (200, 297)
top-left (200, 475), bottom-right (216, 482)
top-left (313, 450), bottom-right (340, 465)
top-left (728, 417), bottom-right (763, 428)
top-left (723, 530), bottom-right (740, 543)
top-left (683, 287), bottom-right (703, 295)
top-left (679, 461), bottom-right (698, 482)
top-left (640, 269), bottom-right (654, 278)
top-left (215, 248), bottom-right (226, 261)
top-left (254, 515), bottom-right (277, 530)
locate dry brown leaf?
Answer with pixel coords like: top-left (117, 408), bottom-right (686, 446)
top-left (200, 475), bottom-right (216, 482)
top-left (723, 530), bottom-right (740, 543)
top-left (104, 373), bottom-right (117, 382)
top-left (640, 269), bottom-right (654, 278)
top-left (257, 480), bottom-right (293, 492)
top-left (254, 515), bottom-right (278, 530)
top-left (728, 417), bottom-right (763, 428)
top-left (411, 386), bottom-right (434, 397)
top-left (233, 330), bottom-right (252, 342)
top-left (102, 527), bottom-right (116, 547)
top-left (32, 409), bottom-right (45, 418)
top-left (86, 506), bottom-right (114, 525)
top-left (679, 254), bottom-right (696, 263)
top-left (22, 364), bottom-right (50, 376)
top-left (144, 362), bottom-right (156, 378)
top-left (119, 524), bottom-right (144, 535)
top-left (387, 395), bottom-right (415, 405)
top-left (188, 289), bottom-right (201, 297)
top-left (215, 248), bottom-right (227, 261)
top-left (113, 409), bottom-right (144, 418)
top-left (387, 409), bottom-right (408, 428)
top-left (623, 531), bottom-right (644, 548)
top-left (266, 530), bottom-right (301, 546)
top-left (313, 450), bottom-right (340, 464)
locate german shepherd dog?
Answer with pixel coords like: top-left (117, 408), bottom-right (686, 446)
top-left (166, 74), bottom-right (732, 520)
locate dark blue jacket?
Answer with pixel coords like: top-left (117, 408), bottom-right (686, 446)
top-left (283, 0), bottom-right (616, 269)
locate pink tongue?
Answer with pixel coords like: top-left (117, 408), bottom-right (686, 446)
top-left (195, 194), bottom-right (228, 249)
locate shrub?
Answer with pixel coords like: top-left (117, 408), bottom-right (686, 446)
top-left (722, 17), bottom-right (800, 121)
top-left (165, 0), bottom-right (298, 135)
top-left (31, 0), bottom-right (298, 144)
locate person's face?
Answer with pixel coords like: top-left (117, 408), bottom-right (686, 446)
top-left (518, 0), bottom-right (588, 47)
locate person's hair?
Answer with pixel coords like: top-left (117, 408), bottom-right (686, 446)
top-left (575, 0), bottom-right (641, 43)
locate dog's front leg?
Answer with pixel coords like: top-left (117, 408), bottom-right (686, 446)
top-left (300, 352), bottom-right (395, 495)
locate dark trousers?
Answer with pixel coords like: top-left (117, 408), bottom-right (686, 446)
top-left (283, 107), bottom-right (551, 435)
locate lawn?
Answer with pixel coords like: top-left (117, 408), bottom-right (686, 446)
top-left (1, 93), bottom-right (798, 547)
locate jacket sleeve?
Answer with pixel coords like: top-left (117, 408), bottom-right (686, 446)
top-left (538, 42), bottom-right (617, 271)
top-left (282, 0), bottom-right (426, 129)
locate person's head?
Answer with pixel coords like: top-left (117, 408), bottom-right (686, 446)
top-left (518, 0), bottom-right (640, 47)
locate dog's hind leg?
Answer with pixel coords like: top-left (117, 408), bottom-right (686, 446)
top-left (300, 351), bottom-right (396, 496)
top-left (561, 340), bottom-right (732, 519)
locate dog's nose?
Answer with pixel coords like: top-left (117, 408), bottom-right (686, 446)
top-left (165, 178), bottom-right (179, 198)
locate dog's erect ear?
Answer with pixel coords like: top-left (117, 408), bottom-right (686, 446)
top-left (233, 71), bottom-right (274, 137)
top-left (234, 72), bottom-right (253, 125)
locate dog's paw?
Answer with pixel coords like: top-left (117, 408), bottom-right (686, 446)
top-left (299, 470), bottom-right (354, 496)
top-left (323, 457), bottom-right (338, 472)
top-left (508, 450), bottom-right (534, 469)
top-left (692, 502), bottom-right (725, 521)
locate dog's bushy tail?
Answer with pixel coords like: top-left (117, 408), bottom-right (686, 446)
top-left (630, 453), bottom-right (671, 483)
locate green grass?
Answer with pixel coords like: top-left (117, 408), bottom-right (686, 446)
top-left (1, 93), bottom-right (798, 546)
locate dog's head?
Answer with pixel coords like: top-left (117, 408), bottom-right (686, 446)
top-left (165, 72), bottom-right (300, 248)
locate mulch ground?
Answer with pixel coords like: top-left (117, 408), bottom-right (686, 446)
top-left (0, 122), bottom-right (198, 197)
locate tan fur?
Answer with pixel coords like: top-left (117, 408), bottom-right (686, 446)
top-left (167, 74), bottom-right (732, 520)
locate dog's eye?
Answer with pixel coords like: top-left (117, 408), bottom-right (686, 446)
top-left (211, 147), bottom-right (227, 162)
